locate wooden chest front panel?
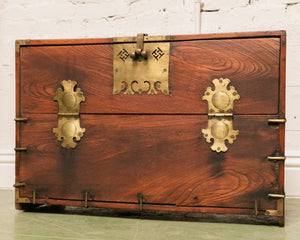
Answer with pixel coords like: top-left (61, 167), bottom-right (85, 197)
top-left (15, 31), bottom-right (286, 225)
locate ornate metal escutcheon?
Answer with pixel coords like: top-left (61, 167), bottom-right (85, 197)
top-left (53, 80), bottom-right (85, 149)
top-left (202, 78), bottom-right (240, 153)
top-left (113, 34), bottom-right (170, 95)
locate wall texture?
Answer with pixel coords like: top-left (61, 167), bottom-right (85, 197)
top-left (0, 0), bottom-right (299, 196)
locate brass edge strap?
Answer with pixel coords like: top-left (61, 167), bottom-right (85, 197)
top-left (268, 194), bottom-right (285, 198)
top-left (268, 156), bottom-right (286, 161)
top-left (113, 35), bottom-right (171, 43)
top-left (268, 119), bottom-right (286, 123)
top-left (14, 117), bottom-right (28, 122)
top-left (14, 147), bottom-right (27, 152)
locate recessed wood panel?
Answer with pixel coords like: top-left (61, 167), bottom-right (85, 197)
top-left (18, 114), bottom-right (279, 210)
top-left (19, 38), bottom-right (279, 114)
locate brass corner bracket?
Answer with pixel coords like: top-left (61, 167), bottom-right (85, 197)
top-left (14, 182), bottom-right (31, 204)
top-left (265, 194), bottom-right (284, 217)
top-left (202, 78), bottom-right (240, 153)
top-left (53, 80), bottom-right (85, 149)
top-left (113, 33), bottom-right (170, 95)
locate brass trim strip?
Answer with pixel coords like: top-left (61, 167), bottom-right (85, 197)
top-left (139, 194), bottom-right (143, 212)
top-left (14, 118), bottom-right (28, 122)
top-left (32, 190), bottom-right (36, 205)
top-left (268, 119), bottom-right (286, 123)
top-left (254, 200), bottom-right (258, 216)
top-left (268, 194), bottom-right (285, 198)
top-left (268, 156), bottom-right (286, 161)
top-left (84, 192), bottom-right (88, 208)
top-left (208, 113), bottom-right (233, 117)
top-left (58, 113), bottom-right (79, 116)
top-left (14, 147), bottom-right (27, 152)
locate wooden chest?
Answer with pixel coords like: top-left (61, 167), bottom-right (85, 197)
top-left (15, 31), bottom-right (286, 226)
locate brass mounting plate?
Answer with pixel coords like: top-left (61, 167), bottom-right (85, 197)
top-left (202, 78), bottom-right (240, 153)
top-left (53, 80), bottom-right (85, 149)
top-left (113, 36), bottom-right (170, 95)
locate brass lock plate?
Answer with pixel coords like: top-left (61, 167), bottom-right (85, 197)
top-left (113, 35), bottom-right (170, 95)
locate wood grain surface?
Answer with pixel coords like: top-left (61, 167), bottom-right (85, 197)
top-left (16, 31), bottom-right (285, 224)
top-left (19, 37), bottom-right (279, 114)
top-left (17, 114), bottom-right (279, 211)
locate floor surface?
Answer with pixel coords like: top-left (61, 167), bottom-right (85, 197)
top-left (0, 189), bottom-right (299, 240)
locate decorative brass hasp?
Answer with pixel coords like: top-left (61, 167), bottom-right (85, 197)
top-left (53, 80), bottom-right (85, 149)
top-left (113, 34), bottom-right (170, 95)
top-left (202, 78), bottom-right (240, 152)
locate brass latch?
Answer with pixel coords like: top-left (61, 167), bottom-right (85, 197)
top-left (53, 80), bottom-right (85, 149)
top-left (113, 34), bottom-right (170, 95)
top-left (202, 78), bottom-right (240, 153)
top-left (129, 33), bottom-right (148, 60)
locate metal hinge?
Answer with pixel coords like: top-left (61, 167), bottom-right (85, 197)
top-left (202, 78), bottom-right (240, 153)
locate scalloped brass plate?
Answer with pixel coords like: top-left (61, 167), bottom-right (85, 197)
top-left (53, 80), bottom-right (85, 149)
top-left (113, 35), bottom-right (170, 95)
top-left (202, 78), bottom-right (240, 153)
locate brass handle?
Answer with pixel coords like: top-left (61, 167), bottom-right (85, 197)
top-left (53, 80), bottom-right (85, 149)
top-left (202, 78), bottom-right (240, 153)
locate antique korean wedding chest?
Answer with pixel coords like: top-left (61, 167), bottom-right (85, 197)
top-left (15, 31), bottom-right (286, 226)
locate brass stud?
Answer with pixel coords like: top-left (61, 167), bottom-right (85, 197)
top-left (14, 117), bottom-right (28, 122)
top-left (268, 119), bottom-right (286, 123)
top-left (14, 147), bottom-right (27, 152)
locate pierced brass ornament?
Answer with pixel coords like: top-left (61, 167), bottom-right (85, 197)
top-left (53, 80), bottom-right (85, 149)
top-left (113, 34), bottom-right (170, 95)
top-left (202, 78), bottom-right (240, 153)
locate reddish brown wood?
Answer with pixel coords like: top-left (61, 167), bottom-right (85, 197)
top-left (18, 114), bottom-right (279, 212)
top-left (19, 38), bottom-right (279, 115)
top-left (16, 31), bottom-right (286, 225)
